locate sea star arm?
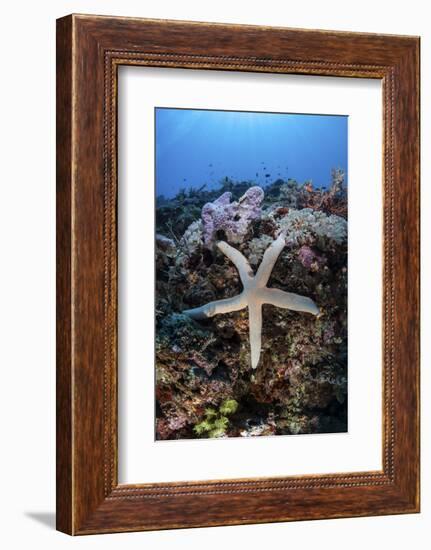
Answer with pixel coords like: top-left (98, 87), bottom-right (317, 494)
top-left (248, 302), bottom-right (263, 369)
top-left (217, 241), bottom-right (254, 284)
top-left (183, 293), bottom-right (247, 320)
top-left (262, 288), bottom-right (320, 316)
top-left (255, 234), bottom-right (286, 287)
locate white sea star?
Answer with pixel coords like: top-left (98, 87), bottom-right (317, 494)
top-left (183, 235), bottom-right (320, 369)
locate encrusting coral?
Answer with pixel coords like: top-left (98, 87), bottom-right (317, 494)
top-left (155, 172), bottom-right (348, 440)
top-left (193, 399), bottom-right (239, 438)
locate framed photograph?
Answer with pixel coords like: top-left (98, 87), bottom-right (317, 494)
top-left (56, 14), bottom-right (420, 534)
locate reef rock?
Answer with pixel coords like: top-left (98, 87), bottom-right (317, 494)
top-left (155, 176), bottom-right (348, 440)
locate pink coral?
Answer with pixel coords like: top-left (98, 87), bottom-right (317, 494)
top-left (297, 245), bottom-right (326, 271)
top-left (201, 186), bottom-right (264, 247)
top-left (168, 413), bottom-right (188, 431)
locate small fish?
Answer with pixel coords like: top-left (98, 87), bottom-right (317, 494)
top-left (265, 174), bottom-right (271, 178)
top-left (256, 173), bottom-right (259, 177)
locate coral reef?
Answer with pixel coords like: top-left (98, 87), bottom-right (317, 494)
top-left (155, 172), bottom-right (348, 440)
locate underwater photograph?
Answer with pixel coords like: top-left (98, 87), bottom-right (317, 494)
top-left (155, 107), bottom-right (348, 440)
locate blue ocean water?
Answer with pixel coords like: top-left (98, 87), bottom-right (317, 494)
top-left (155, 108), bottom-right (347, 198)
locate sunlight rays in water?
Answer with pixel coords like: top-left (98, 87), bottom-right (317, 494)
top-left (155, 107), bottom-right (347, 197)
